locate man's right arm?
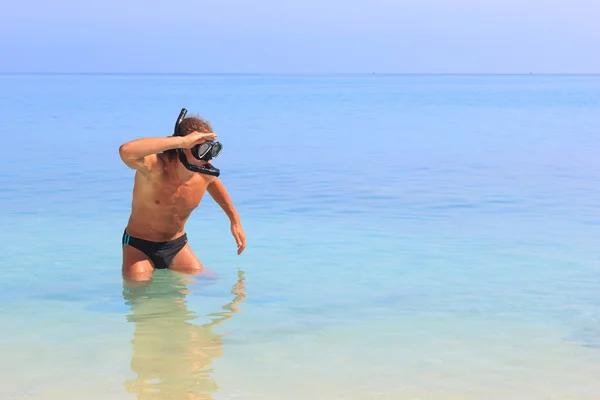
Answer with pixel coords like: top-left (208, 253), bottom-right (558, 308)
top-left (118, 136), bottom-right (185, 175)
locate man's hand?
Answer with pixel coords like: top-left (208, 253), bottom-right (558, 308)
top-left (230, 222), bottom-right (246, 255)
top-left (181, 132), bottom-right (217, 148)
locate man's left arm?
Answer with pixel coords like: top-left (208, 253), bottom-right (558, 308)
top-left (206, 178), bottom-right (246, 255)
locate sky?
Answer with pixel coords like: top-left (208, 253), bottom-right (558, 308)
top-left (0, 0), bottom-right (598, 74)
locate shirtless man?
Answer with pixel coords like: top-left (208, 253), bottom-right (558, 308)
top-left (118, 112), bottom-right (246, 281)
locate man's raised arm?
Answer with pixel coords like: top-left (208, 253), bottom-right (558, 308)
top-left (118, 132), bottom-right (216, 174)
top-left (119, 136), bottom-right (185, 173)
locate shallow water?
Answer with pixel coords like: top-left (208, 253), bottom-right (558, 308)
top-left (1, 74), bottom-right (600, 399)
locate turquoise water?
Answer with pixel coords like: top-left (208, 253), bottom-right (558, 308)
top-left (1, 74), bottom-right (600, 399)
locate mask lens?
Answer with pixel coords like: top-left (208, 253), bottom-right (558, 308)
top-left (211, 142), bottom-right (223, 159)
top-left (193, 143), bottom-right (211, 159)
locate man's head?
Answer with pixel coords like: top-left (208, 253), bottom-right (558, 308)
top-left (166, 115), bottom-right (213, 161)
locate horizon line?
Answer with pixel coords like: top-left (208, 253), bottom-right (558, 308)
top-left (0, 72), bottom-right (599, 76)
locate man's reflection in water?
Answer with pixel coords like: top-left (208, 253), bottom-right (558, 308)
top-left (122, 269), bottom-right (246, 399)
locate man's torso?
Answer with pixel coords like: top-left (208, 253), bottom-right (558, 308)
top-left (126, 154), bottom-right (213, 241)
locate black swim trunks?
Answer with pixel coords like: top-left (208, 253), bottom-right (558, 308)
top-left (122, 230), bottom-right (188, 269)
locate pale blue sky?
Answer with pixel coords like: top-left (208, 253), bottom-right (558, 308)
top-left (1, 0), bottom-right (598, 73)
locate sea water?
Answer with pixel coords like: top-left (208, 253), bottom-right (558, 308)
top-left (1, 74), bottom-right (600, 399)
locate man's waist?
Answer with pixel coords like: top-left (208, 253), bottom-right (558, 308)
top-left (125, 223), bottom-right (186, 243)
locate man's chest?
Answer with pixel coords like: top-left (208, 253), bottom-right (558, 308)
top-left (150, 179), bottom-right (207, 212)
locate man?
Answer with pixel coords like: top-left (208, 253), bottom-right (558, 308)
top-left (118, 112), bottom-right (246, 281)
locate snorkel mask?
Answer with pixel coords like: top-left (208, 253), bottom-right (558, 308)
top-left (174, 108), bottom-right (222, 177)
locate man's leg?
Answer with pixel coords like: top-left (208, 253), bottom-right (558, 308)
top-left (169, 243), bottom-right (208, 276)
top-left (122, 244), bottom-right (154, 282)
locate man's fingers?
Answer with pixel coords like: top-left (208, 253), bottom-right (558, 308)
top-left (231, 225), bottom-right (245, 255)
top-left (236, 234), bottom-right (246, 255)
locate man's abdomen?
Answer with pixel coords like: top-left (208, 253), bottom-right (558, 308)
top-left (126, 206), bottom-right (192, 242)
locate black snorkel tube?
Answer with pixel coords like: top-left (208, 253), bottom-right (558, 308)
top-left (174, 108), bottom-right (221, 177)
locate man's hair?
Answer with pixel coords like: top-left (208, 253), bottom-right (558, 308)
top-left (166, 115), bottom-right (213, 160)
